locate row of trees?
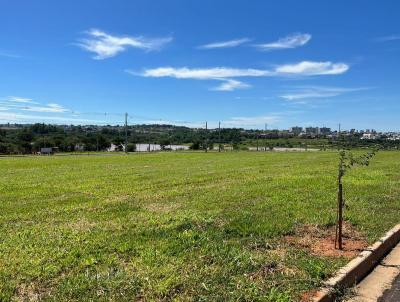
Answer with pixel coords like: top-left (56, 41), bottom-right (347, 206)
top-left (0, 123), bottom-right (398, 154)
top-left (0, 124), bottom-right (244, 154)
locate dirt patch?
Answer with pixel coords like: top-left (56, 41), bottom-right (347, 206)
top-left (15, 282), bottom-right (51, 302)
top-left (144, 202), bottom-right (181, 213)
top-left (67, 218), bottom-right (97, 231)
top-left (300, 289), bottom-right (320, 302)
top-left (311, 236), bottom-right (367, 258)
top-left (285, 222), bottom-right (368, 259)
top-left (248, 262), bottom-right (281, 280)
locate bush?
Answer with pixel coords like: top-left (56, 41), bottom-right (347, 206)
top-left (189, 141), bottom-right (200, 150)
top-left (127, 143), bottom-right (136, 152)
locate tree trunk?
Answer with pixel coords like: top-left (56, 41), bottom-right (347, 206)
top-left (337, 180), bottom-right (344, 250)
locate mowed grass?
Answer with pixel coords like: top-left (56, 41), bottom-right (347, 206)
top-left (0, 151), bottom-right (399, 301)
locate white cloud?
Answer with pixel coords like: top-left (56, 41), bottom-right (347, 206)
top-left (0, 51), bottom-right (21, 58)
top-left (281, 91), bottom-right (339, 101)
top-left (280, 86), bottom-right (370, 101)
top-left (21, 103), bottom-right (68, 113)
top-left (223, 115), bottom-right (280, 127)
top-left (374, 35), bottom-right (400, 42)
top-left (137, 61), bottom-right (348, 81)
top-left (198, 38), bottom-right (251, 49)
top-left (211, 79), bottom-right (251, 91)
top-left (4, 96), bottom-right (37, 104)
top-left (131, 67), bottom-right (266, 91)
top-left (274, 61), bottom-right (349, 75)
top-left (137, 67), bottom-right (270, 79)
top-left (0, 96), bottom-right (69, 113)
top-left (255, 33), bottom-right (311, 51)
top-left (78, 29), bottom-right (173, 59)
top-left (0, 112), bottom-right (101, 124)
top-left (133, 61), bottom-right (349, 91)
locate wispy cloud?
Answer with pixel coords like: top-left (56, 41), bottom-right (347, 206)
top-left (21, 103), bottom-right (68, 113)
top-left (0, 97), bottom-right (106, 124)
top-left (211, 79), bottom-right (251, 91)
top-left (131, 61), bottom-right (349, 91)
top-left (223, 114), bottom-right (281, 127)
top-left (254, 33), bottom-right (311, 51)
top-left (0, 51), bottom-right (21, 58)
top-left (135, 67), bottom-right (270, 79)
top-left (77, 29), bottom-right (173, 59)
top-left (280, 86), bottom-right (371, 101)
top-left (129, 66), bottom-right (267, 91)
top-left (0, 112), bottom-right (101, 124)
top-left (274, 61), bottom-right (348, 75)
top-left (198, 38), bottom-right (251, 49)
top-left (137, 61), bottom-right (348, 79)
top-left (374, 35), bottom-right (400, 42)
top-left (0, 96), bottom-right (68, 113)
top-left (3, 96), bottom-right (38, 104)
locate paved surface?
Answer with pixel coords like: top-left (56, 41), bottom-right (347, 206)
top-left (346, 243), bottom-right (400, 302)
top-left (379, 274), bottom-right (400, 302)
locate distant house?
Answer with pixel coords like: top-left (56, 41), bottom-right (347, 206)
top-left (40, 147), bottom-right (58, 155)
top-left (74, 144), bottom-right (85, 151)
top-left (361, 133), bottom-right (380, 140)
top-left (107, 144), bottom-right (124, 152)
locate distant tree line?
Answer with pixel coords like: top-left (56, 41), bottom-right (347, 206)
top-left (0, 123), bottom-right (243, 154)
top-left (0, 123), bottom-right (398, 154)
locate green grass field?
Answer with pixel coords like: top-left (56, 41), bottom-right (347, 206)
top-left (1, 151), bottom-right (399, 301)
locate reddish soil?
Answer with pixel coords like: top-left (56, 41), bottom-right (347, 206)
top-left (300, 289), bottom-right (320, 302)
top-left (284, 222), bottom-right (369, 259)
top-left (290, 223), bottom-right (369, 302)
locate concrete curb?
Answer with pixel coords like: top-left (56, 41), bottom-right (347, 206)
top-left (313, 224), bottom-right (400, 302)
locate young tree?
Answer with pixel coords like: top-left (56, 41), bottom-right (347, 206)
top-left (335, 149), bottom-right (377, 249)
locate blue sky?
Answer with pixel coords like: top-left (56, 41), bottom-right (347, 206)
top-left (0, 0), bottom-right (399, 130)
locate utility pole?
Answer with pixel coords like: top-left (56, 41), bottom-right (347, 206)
top-left (265, 123), bottom-right (268, 151)
top-left (124, 113), bottom-right (128, 154)
top-left (205, 121), bottom-right (208, 153)
top-left (256, 131), bottom-right (259, 151)
top-left (42, 121), bottom-right (46, 149)
top-left (338, 123), bottom-right (341, 150)
top-left (218, 121), bottom-right (221, 152)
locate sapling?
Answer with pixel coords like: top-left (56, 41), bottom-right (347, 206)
top-left (335, 148), bottom-right (377, 250)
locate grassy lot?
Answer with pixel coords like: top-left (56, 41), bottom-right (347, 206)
top-left (0, 151), bottom-right (399, 301)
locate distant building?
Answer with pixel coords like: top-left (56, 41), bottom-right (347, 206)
top-left (290, 126), bottom-right (303, 136)
top-left (40, 147), bottom-right (57, 155)
top-left (361, 133), bottom-right (379, 140)
top-left (319, 127), bottom-right (331, 135)
top-left (107, 144), bottom-right (124, 152)
top-left (305, 127), bottom-right (319, 135)
top-left (135, 144), bottom-right (190, 152)
top-left (74, 144), bottom-right (85, 151)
